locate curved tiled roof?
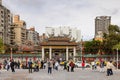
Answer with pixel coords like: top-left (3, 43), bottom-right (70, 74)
top-left (41, 37), bottom-right (77, 46)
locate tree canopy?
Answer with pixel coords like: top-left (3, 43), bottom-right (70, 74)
top-left (84, 24), bottom-right (120, 55)
top-left (0, 38), bottom-right (4, 53)
top-left (113, 42), bottom-right (120, 50)
top-left (103, 25), bottom-right (120, 52)
top-left (84, 40), bottom-right (101, 54)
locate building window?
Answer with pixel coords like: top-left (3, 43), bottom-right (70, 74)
top-left (1, 24), bottom-right (3, 27)
top-left (1, 15), bottom-right (3, 18)
top-left (1, 11), bottom-right (3, 13)
top-left (1, 20), bottom-right (3, 22)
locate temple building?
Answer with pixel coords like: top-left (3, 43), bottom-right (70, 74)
top-left (41, 36), bottom-right (78, 61)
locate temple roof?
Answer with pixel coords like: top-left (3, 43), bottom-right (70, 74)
top-left (41, 36), bottom-right (77, 46)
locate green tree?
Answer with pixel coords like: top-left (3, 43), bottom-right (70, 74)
top-left (84, 40), bottom-right (101, 54)
top-left (113, 42), bottom-right (120, 50)
top-left (103, 25), bottom-right (120, 54)
top-left (0, 38), bottom-right (4, 53)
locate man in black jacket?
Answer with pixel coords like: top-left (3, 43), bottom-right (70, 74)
top-left (10, 59), bottom-right (15, 72)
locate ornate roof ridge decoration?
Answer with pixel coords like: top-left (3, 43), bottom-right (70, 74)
top-left (48, 36), bottom-right (70, 42)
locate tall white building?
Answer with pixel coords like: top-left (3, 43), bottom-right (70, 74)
top-left (45, 26), bottom-right (81, 42)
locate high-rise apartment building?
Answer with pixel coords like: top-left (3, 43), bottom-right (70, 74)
top-left (95, 16), bottom-right (111, 38)
top-left (12, 15), bottom-right (27, 46)
top-left (0, 0), bottom-right (12, 45)
top-left (27, 27), bottom-right (40, 46)
top-left (46, 26), bottom-right (81, 42)
top-left (0, 0), bottom-right (2, 5)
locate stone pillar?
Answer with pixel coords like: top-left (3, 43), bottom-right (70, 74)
top-left (42, 47), bottom-right (44, 60)
top-left (66, 47), bottom-right (68, 61)
top-left (73, 47), bottom-right (76, 61)
top-left (49, 47), bottom-right (52, 59)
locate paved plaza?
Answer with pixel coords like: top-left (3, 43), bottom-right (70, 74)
top-left (0, 68), bottom-right (120, 80)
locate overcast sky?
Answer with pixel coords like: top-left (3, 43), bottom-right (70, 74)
top-left (2, 0), bottom-right (120, 40)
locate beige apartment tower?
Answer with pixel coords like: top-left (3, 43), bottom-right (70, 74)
top-left (12, 15), bottom-right (27, 46)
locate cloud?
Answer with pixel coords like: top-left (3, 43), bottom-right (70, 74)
top-left (101, 8), bottom-right (119, 15)
top-left (2, 0), bottom-right (120, 40)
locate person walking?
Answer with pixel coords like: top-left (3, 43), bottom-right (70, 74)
top-left (66, 61), bottom-right (70, 72)
top-left (100, 60), bottom-right (105, 72)
top-left (109, 60), bottom-right (114, 75)
top-left (91, 61), bottom-right (96, 70)
top-left (106, 60), bottom-right (114, 76)
top-left (82, 60), bottom-right (85, 70)
top-left (28, 59), bottom-right (33, 73)
top-left (17, 60), bottom-right (20, 69)
top-left (0, 62), bottom-right (2, 73)
top-left (55, 61), bottom-right (59, 70)
top-left (63, 61), bottom-right (67, 70)
top-left (36, 61), bottom-right (39, 72)
top-left (10, 59), bottom-right (15, 72)
top-left (41, 60), bottom-right (44, 69)
top-left (69, 60), bottom-right (75, 72)
top-left (47, 60), bottom-right (53, 74)
top-left (7, 60), bottom-right (11, 71)
top-left (43, 61), bottom-right (47, 69)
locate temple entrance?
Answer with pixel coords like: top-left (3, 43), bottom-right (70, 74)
top-left (52, 49), bottom-right (66, 61)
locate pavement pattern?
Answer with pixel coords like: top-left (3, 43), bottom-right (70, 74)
top-left (0, 68), bottom-right (120, 80)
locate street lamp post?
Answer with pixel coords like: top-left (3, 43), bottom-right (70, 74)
top-left (81, 42), bottom-right (82, 61)
top-left (11, 48), bottom-right (13, 60)
top-left (117, 48), bottom-right (118, 70)
top-left (81, 36), bottom-right (83, 61)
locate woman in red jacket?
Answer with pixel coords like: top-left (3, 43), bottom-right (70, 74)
top-left (82, 60), bottom-right (85, 70)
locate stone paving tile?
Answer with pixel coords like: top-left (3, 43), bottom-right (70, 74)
top-left (26, 68), bottom-right (120, 80)
top-left (0, 69), bottom-right (29, 80)
top-left (0, 68), bottom-right (120, 80)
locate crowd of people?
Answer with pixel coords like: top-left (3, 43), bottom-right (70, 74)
top-left (0, 59), bottom-right (20, 72)
top-left (91, 59), bottom-right (116, 76)
top-left (0, 58), bottom-right (117, 76)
